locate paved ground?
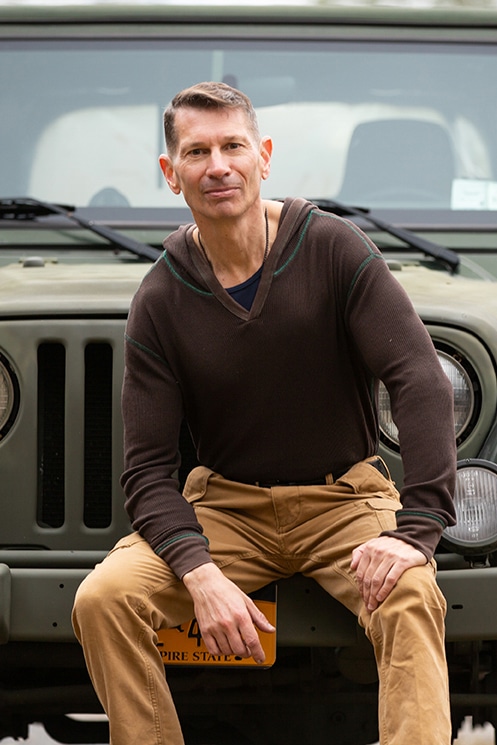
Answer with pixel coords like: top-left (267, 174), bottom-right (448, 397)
top-left (0, 717), bottom-right (494, 744)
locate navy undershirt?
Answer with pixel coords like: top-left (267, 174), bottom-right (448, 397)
top-left (226, 265), bottom-right (263, 310)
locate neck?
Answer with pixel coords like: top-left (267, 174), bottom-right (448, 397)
top-left (195, 204), bottom-right (270, 287)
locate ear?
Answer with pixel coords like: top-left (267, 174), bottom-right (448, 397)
top-left (259, 136), bottom-right (273, 181)
top-left (159, 153), bottom-right (181, 195)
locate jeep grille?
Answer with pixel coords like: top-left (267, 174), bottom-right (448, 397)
top-left (37, 341), bottom-right (113, 530)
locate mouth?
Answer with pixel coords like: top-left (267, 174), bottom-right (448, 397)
top-left (202, 185), bottom-right (239, 199)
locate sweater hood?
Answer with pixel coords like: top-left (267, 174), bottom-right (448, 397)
top-left (161, 197), bottom-right (316, 290)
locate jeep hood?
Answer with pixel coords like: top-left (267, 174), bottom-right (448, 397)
top-left (1, 259), bottom-right (497, 351)
top-left (392, 264), bottom-right (497, 350)
top-left (0, 261), bottom-right (149, 316)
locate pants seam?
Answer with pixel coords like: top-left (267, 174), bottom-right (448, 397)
top-left (137, 624), bottom-right (163, 745)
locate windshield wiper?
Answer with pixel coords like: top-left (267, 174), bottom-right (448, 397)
top-left (1, 196), bottom-right (460, 272)
top-left (311, 198), bottom-right (460, 273)
top-left (0, 197), bottom-right (161, 262)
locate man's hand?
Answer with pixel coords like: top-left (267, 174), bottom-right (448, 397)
top-left (182, 563), bottom-right (275, 664)
top-left (350, 536), bottom-right (427, 612)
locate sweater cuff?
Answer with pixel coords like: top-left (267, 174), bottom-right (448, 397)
top-left (155, 533), bottom-right (212, 580)
top-left (381, 509), bottom-right (447, 561)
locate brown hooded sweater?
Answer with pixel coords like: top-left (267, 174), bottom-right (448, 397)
top-left (121, 197), bottom-right (456, 579)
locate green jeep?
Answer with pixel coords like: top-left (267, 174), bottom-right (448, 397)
top-left (1, 2), bottom-right (497, 743)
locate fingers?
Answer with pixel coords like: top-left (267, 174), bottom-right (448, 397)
top-left (351, 537), bottom-right (427, 612)
top-left (183, 563), bottom-right (275, 663)
top-left (250, 599), bottom-right (276, 634)
top-left (355, 555), bottom-right (400, 612)
top-left (201, 598), bottom-right (274, 664)
top-left (243, 599), bottom-right (276, 663)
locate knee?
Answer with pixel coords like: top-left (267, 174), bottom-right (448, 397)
top-left (72, 567), bottom-right (110, 638)
top-left (394, 563), bottom-right (446, 614)
top-left (72, 562), bottom-right (133, 638)
top-left (367, 565), bottom-right (447, 639)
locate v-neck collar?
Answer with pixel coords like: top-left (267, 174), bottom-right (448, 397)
top-left (187, 198), bottom-right (309, 320)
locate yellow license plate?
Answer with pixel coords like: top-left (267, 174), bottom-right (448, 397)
top-left (156, 587), bottom-right (277, 668)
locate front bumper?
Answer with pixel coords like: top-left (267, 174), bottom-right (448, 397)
top-left (0, 551), bottom-right (495, 646)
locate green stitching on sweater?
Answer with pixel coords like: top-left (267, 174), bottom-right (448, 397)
top-left (311, 209), bottom-right (385, 300)
top-left (125, 333), bottom-right (169, 366)
top-left (155, 533), bottom-right (210, 554)
top-left (397, 510), bottom-right (447, 529)
top-left (274, 210), bottom-right (313, 276)
top-left (347, 253), bottom-right (382, 300)
top-left (162, 250), bottom-right (213, 297)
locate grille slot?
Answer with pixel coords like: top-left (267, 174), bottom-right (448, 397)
top-left (84, 343), bottom-right (113, 528)
top-left (37, 341), bottom-right (114, 529)
top-left (37, 343), bottom-right (66, 528)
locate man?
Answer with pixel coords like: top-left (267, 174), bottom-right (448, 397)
top-left (73, 81), bottom-right (457, 744)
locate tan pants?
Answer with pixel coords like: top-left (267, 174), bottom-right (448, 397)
top-left (72, 460), bottom-right (451, 745)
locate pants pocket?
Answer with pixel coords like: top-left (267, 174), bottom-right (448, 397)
top-left (107, 533), bottom-right (145, 555)
top-left (182, 465), bottom-right (215, 503)
top-left (337, 458), bottom-right (400, 503)
top-left (359, 497), bottom-right (401, 532)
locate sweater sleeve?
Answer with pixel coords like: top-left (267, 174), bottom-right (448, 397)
top-left (120, 291), bottom-right (213, 579)
top-left (340, 221), bottom-right (457, 559)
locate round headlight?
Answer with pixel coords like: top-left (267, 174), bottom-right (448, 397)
top-left (0, 352), bottom-right (20, 439)
top-left (439, 351), bottom-right (474, 437)
top-left (378, 382), bottom-right (398, 444)
top-left (442, 460), bottom-right (497, 556)
top-left (378, 349), bottom-right (475, 448)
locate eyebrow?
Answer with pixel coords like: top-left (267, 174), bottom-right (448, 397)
top-left (180, 132), bottom-right (252, 153)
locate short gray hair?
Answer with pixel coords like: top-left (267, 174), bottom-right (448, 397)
top-left (163, 81), bottom-right (260, 156)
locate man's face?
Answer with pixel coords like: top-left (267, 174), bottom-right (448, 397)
top-left (159, 106), bottom-right (272, 222)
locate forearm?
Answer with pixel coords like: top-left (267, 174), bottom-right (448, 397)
top-left (347, 258), bottom-right (457, 553)
top-left (121, 335), bottom-right (210, 577)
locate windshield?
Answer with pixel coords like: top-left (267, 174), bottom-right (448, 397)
top-left (2, 38), bottom-right (497, 223)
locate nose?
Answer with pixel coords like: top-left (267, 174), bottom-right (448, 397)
top-left (205, 149), bottom-right (231, 178)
